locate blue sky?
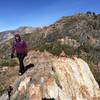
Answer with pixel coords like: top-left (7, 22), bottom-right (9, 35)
top-left (0, 0), bottom-right (100, 32)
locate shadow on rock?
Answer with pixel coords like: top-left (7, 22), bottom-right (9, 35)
top-left (24, 63), bottom-right (34, 72)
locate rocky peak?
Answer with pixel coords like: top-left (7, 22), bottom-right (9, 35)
top-left (0, 51), bottom-right (100, 100)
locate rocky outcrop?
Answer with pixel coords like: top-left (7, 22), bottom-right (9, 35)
top-left (57, 36), bottom-right (80, 49)
top-left (51, 57), bottom-right (100, 99)
top-left (0, 51), bottom-right (100, 100)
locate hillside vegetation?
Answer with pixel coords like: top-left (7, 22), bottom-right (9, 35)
top-left (0, 12), bottom-right (100, 94)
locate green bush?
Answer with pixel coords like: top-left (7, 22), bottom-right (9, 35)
top-left (34, 41), bottom-right (62, 56)
top-left (62, 45), bottom-right (74, 56)
top-left (50, 42), bottom-right (62, 56)
top-left (0, 84), bottom-right (5, 95)
top-left (34, 41), bottom-right (75, 56)
top-left (36, 43), bottom-right (52, 52)
top-left (0, 59), bottom-right (18, 67)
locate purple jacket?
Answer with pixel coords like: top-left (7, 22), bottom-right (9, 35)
top-left (12, 40), bottom-right (27, 54)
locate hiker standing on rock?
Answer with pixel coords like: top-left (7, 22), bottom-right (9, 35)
top-left (11, 33), bottom-right (27, 75)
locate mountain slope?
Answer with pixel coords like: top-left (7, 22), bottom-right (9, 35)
top-left (0, 13), bottom-right (100, 58)
top-left (0, 12), bottom-right (100, 97)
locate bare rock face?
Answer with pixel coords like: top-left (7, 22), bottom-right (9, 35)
top-left (0, 51), bottom-right (100, 100)
top-left (50, 57), bottom-right (100, 100)
top-left (29, 84), bottom-right (42, 100)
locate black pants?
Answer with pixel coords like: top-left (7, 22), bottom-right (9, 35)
top-left (17, 53), bottom-right (26, 74)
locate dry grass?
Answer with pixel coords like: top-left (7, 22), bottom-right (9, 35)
top-left (0, 67), bottom-right (18, 95)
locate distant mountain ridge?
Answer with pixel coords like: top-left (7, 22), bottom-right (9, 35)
top-left (0, 26), bottom-right (40, 44)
